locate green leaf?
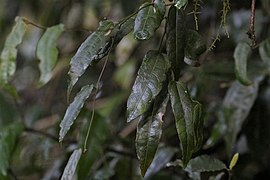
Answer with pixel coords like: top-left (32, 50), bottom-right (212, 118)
top-left (209, 173), bottom-right (225, 180)
top-left (59, 84), bottom-right (94, 142)
top-left (78, 113), bottom-right (109, 179)
top-left (186, 155), bottom-right (227, 172)
top-left (68, 20), bottom-right (114, 94)
top-left (229, 153), bottom-right (239, 170)
top-left (0, 123), bottom-right (23, 176)
top-left (0, 17), bottom-right (27, 84)
top-left (184, 29), bottom-right (206, 64)
top-left (166, 6), bottom-right (186, 80)
top-left (259, 37), bottom-right (270, 65)
top-left (136, 99), bottom-right (168, 177)
top-left (127, 51), bottom-right (170, 122)
top-left (175, 0), bottom-right (188, 10)
top-left (234, 42), bottom-right (252, 85)
top-left (144, 146), bottom-right (177, 178)
top-left (168, 81), bottom-right (203, 167)
top-left (61, 148), bottom-right (82, 180)
top-left (133, 0), bottom-right (165, 40)
top-left (36, 24), bottom-right (65, 86)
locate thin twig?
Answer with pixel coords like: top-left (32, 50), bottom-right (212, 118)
top-left (247, 0), bottom-right (257, 48)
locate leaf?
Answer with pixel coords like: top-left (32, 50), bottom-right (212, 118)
top-left (229, 153), bottom-right (239, 170)
top-left (133, 0), bottom-right (165, 40)
top-left (36, 24), bottom-right (65, 86)
top-left (127, 51), bottom-right (170, 122)
top-left (59, 84), bottom-right (94, 142)
top-left (209, 172), bottom-right (225, 180)
top-left (259, 37), bottom-right (270, 65)
top-left (0, 17), bottom-right (27, 84)
top-left (135, 99), bottom-right (168, 177)
top-left (77, 113), bottom-right (109, 179)
top-left (234, 42), bottom-right (252, 85)
top-left (168, 81), bottom-right (203, 167)
top-left (61, 148), bottom-right (82, 180)
top-left (144, 146), bottom-right (177, 178)
top-left (186, 155), bottom-right (227, 172)
top-left (175, 0), bottom-right (188, 10)
top-left (0, 123), bottom-right (23, 176)
top-left (166, 6), bottom-right (186, 80)
top-left (184, 29), bottom-right (206, 64)
top-left (68, 20), bottom-right (114, 94)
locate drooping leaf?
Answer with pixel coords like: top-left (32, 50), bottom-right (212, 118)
top-left (166, 6), bottom-right (186, 80)
top-left (169, 81), bottom-right (203, 167)
top-left (127, 51), bottom-right (170, 122)
top-left (136, 98), bottom-right (168, 177)
top-left (0, 17), bottom-right (27, 84)
top-left (61, 148), bottom-right (82, 180)
top-left (0, 123), bottom-right (23, 176)
top-left (175, 0), bottom-right (188, 10)
top-left (68, 20), bottom-right (114, 94)
top-left (234, 42), bottom-right (252, 85)
top-left (133, 0), bottom-right (165, 40)
top-left (59, 84), bottom-right (94, 142)
top-left (36, 24), bottom-right (65, 86)
top-left (259, 37), bottom-right (270, 65)
top-left (229, 153), bottom-right (239, 170)
top-left (144, 146), bottom-right (177, 178)
top-left (186, 155), bottom-right (227, 172)
top-left (184, 29), bottom-right (206, 65)
top-left (77, 113), bottom-right (109, 179)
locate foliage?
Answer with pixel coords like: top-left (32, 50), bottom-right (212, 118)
top-left (1, 0), bottom-right (270, 179)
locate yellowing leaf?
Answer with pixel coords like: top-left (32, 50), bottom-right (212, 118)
top-left (37, 24), bottom-right (65, 86)
top-left (0, 17), bottom-right (27, 84)
top-left (229, 153), bottom-right (239, 170)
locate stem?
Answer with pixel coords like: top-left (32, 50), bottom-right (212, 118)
top-left (83, 38), bottom-right (115, 153)
top-left (248, 0), bottom-right (257, 48)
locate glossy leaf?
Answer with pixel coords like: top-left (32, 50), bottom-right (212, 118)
top-left (59, 84), bottom-right (94, 142)
top-left (166, 6), bottom-right (186, 80)
top-left (127, 51), bottom-right (170, 122)
top-left (234, 42), bottom-right (252, 85)
top-left (184, 29), bottom-right (206, 65)
top-left (175, 0), bottom-right (188, 10)
top-left (136, 98), bottom-right (168, 177)
top-left (169, 81), bottom-right (203, 167)
top-left (0, 123), bottom-right (23, 176)
top-left (37, 24), bottom-right (65, 86)
top-left (0, 17), bottom-right (27, 84)
top-left (68, 20), bottom-right (114, 94)
top-left (259, 38), bottom-right (270, 65)
top-left (61, 148), bottom-right (82, 180)
top-left (144, 146), bottom-right (177, 178)
top-left (186, 155), bottom-right (227, 172)
top-left (133, 0), bottom-right (165, 40)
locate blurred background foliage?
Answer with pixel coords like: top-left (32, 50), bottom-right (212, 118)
top-left (0, 0), bottom-right (270, 179)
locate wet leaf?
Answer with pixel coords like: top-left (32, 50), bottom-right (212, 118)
top-left (68, 20), bottom-right (114, 94)
top-left (61, 148), bottom-right (82, 180)
top-left (169, 81), bottom-right (203, 167)
top-left (175, 0), bottom-right (188, 10)
top-left (59, 84), bottom-right (94, 142)
top-left (133, 0), bottom-right (165, 40)
top-left (184, 29), bottom-right (206, 64)
top-left (136, 98), bottom-right (168, 177)
top-left (0, 17), bottom-right (27, 84)
top-left (37, 24), bottom-right (65, 86)
top-left (127, 51), bottom-right (170, 122)
top-left (186, 155), bottom-right (227, 172)
top-left (234, 42), bottom-right (252, 85)
top-left (259, 38), bottom-right (270, 65)
top-left (0, 123), bottom-right (23, 176)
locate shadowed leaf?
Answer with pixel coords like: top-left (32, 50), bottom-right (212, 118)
top-left (175, 0), bottom-right (188, 10)
top-left (37, 24), bottom-right (65, 86)
top-left (259, 38), bottom-right (270, 65)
